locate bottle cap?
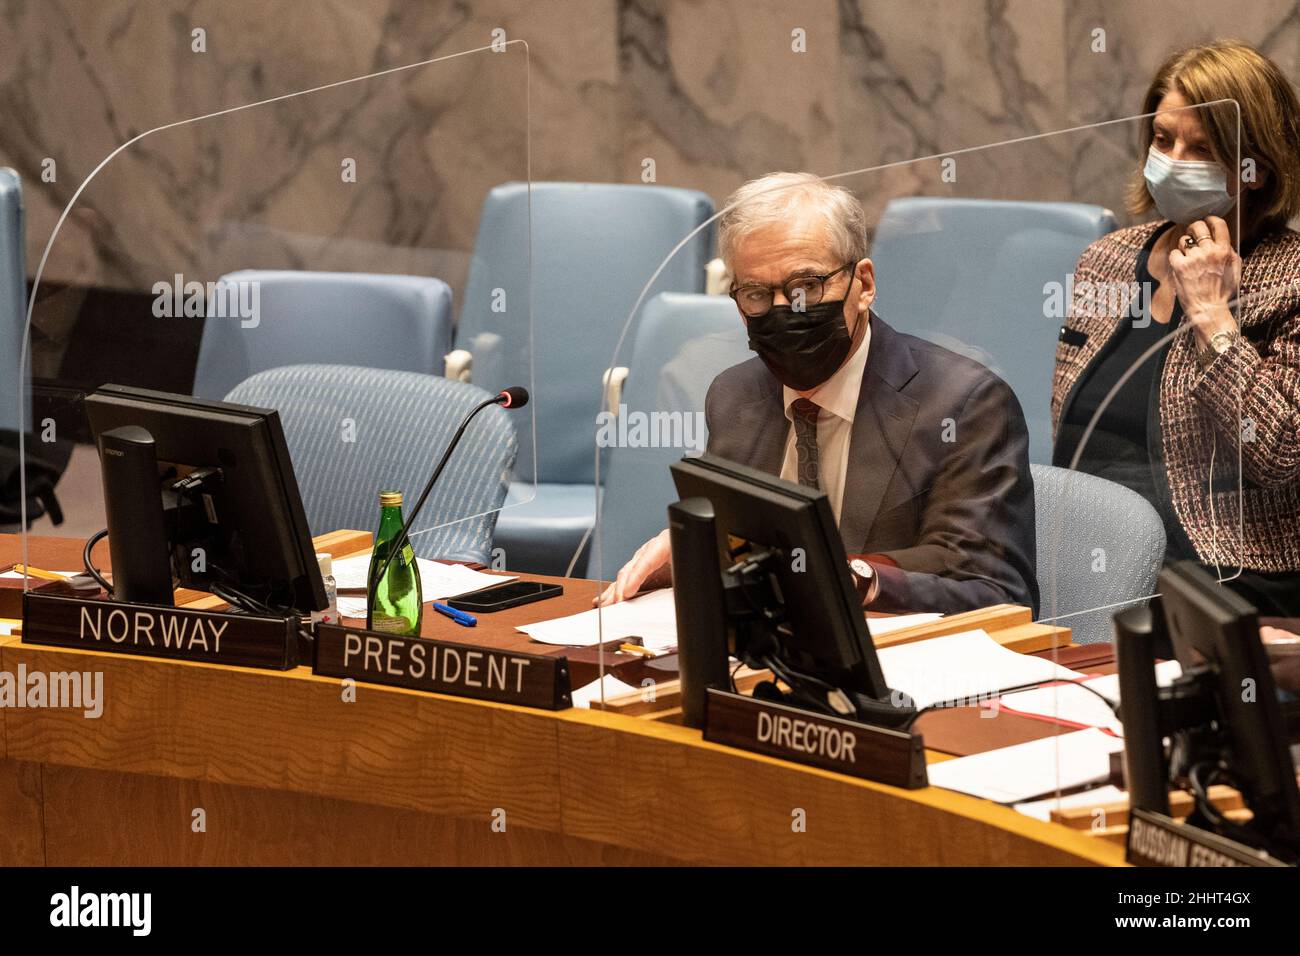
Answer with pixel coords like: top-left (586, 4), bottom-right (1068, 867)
top-left (315, 552), bottom-right (333, 576)
top-left (379, 490), bottom-right (403, 508)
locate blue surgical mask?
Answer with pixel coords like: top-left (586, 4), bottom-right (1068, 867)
top-left (1143, 145), bottom-right (1235, 223)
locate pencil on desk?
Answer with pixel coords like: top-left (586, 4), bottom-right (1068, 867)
top-left (618, 642), bottom-right (657, 658)
top-left (13, 564), bottom-right (67, 582)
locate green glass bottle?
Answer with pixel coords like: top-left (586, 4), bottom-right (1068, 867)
top-left (366, 491), bottom-right (424, 636)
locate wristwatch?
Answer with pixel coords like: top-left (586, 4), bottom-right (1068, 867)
top-left (1202, 328), bottom-right (1239, 361)
top-left (848, 558), bottom-right (878, 605)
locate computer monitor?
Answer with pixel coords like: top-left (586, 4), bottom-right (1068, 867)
top-left (1117, 561), bottom-right (1300, 860)
top-left (84, 383), bottom-right (326, 616)
top-left (669, 453), bottom-right (897, 722)
top-left (1161, 562), bottom-right (1300, 852)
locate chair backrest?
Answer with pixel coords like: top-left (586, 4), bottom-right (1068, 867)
top-left (869, 198), bottom-right (1117, 465)
top-left (458, 182), bottom-right (715, 486)
top-left (225, 365), bottom-right (517, 564)
top-left (1031, 463), bottom-right (1166, 645)
top-left (193, 270), bottom-right (454, 401)
top-left (586, 292), bottom-right (750, 577)
top-left (1, 169), bottom-right (24, 433)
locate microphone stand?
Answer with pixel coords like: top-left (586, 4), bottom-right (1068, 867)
top-left (370, 394), bottom-right (505, 588)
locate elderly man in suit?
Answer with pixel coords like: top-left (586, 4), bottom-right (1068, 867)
top-left (597, 171), bottom-right (1037, 614)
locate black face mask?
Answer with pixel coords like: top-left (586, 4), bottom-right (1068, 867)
top-left (745, 298), bottom-right (854, 391)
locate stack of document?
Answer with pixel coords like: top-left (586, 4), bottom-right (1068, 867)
top-left (926, 728), bottom-right (1126, 804)
top-left (330, 553), bottom-right (517, 619)
top-left (1013, 784), bottom-right (1127, 821)
top-left (569, 674), bottom-right (644, 708)
top-left (516, 588), bottom-right (678, 653)
top-left (518, 593), bottom-right (942, 653)
top-left (994, 660), bottom-right (1183, 734)
top-left (875, 630), bottom-right (1084, 710)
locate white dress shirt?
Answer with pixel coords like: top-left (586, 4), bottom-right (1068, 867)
top-left (778, 320), bottom-right (871, 522)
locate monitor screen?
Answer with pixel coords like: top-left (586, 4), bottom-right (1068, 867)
top-left (671, 452), bottom-right (889, 701)
top-left (86, 384), bottom-right (326, 615)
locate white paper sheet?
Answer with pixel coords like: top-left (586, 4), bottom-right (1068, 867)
top-left (994, 660), bottom-right (1183, 734)
top-left (1013, 784), bottom-right (1127, 822)
top-left (330, 552), bottom-right (517, 619)
top-left (925, 728), bottom-right (1126, 803)
top-left (570, 674), bottom-right (643, 708)
top-left (996, 683), bottom-right (1124, 733)
top-left (336, 596), bottom-right (370, 619)
top-left (866, 612), bottom-right (943, 636)
top-left (516, 588), bottom-right (678, 652)
top-left (875, 629), bottom-right (1084, 710)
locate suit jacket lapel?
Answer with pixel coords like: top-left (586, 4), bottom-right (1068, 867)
top-left (837, 315), bottom-right (920, 553)
top-left (734, 361), bottom-right (787, 476)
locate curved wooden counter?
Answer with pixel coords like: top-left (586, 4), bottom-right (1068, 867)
top-left (0, 631), bottom-right (1123, 866)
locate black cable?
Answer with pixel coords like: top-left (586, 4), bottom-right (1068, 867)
top-left (82, 528), bottom-right (112, 594)
top-left (728, 657), bottom-right (746, 693)
top-left (209, 575), bottom-right (281, 617)
top-left (372, 394), bottom-right (503, 587)
top-left (900, 674), bottom-right (1122, 732)
top-left (1189, 761), bottom-right (1228, 829)
top-left (211, 582), bottom-right (273, 616)
top-left (901, 702), bottom-right (944, 731)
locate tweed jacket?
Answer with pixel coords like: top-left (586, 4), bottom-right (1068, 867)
top-left (1051, 220), bottom-right (1300, 572)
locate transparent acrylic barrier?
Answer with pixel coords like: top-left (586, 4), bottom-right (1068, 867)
top-left (14, 42), bottom-right (533, 605)
top-left (588, 104), bottom-right (1246, 823)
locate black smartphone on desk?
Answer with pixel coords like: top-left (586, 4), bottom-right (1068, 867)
top-left (446, 580), bottom-right (563, 613)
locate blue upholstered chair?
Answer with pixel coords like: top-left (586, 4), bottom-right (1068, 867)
top-left (0, 168), bottom-right (68, 531)
top-left (586, 292), bottom-right (750, 579)
top-left (1031, 464), bottom-right (1166, 645)
top-left (1, 169), bottom-right (24, 435)
top-left (225, 365), bottom-right (517, 564)
top-left (193, 270), bottom-right (454, 401)
top-left (869, 198), bottom-right (1117, 464)
top-left (457, 182), bottom-right (716, 575)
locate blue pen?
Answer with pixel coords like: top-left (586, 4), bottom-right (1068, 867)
top-left (433, 602), bottom-right (477, 627)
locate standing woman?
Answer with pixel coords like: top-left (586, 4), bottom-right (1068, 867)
top-left (1053, 40), bottom-right (1300, 615)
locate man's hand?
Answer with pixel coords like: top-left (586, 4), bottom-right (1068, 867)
top-left (594, 529), bottom-right (672, 607)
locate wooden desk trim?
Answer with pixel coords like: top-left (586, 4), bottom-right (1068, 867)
top-left (0, 634), bottom-right (1124, 866)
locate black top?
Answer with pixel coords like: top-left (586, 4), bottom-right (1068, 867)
top-left (1060, 224), bottom-right (1177, 503)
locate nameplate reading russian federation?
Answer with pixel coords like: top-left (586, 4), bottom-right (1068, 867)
top-left (1126, 809), bottom-right (1291, 867)
top-left (314, 624), bottom-right (572, 710)
top-left (22, 592), bottom-right (299, 670)
top-left (703, 688), bottom-right (928, 789)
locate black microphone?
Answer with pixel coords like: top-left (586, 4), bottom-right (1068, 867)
top-left (371, 386), bottom-right (529, 588)
top-left (498, 386), bottom-right (529, 409)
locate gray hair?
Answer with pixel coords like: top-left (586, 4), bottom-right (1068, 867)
top-left (717, 172), bottom-right (868, 271)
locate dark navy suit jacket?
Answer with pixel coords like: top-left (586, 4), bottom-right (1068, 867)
top-left (704, 313), bottom-right (1039, 614)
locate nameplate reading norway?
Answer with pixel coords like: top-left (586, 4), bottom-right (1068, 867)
top-left (313, 624), bottom-right (572, 710)
top-left (21, 591), bottom-right (300, 670)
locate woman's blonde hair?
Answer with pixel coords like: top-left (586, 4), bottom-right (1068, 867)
top-left (1128, 39), bottom-right (1300, 235)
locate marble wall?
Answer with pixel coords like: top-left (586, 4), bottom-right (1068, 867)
top-left (4, 0), bottom-right (1300, 295)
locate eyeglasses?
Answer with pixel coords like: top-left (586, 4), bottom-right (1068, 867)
top-left (729, 262), bottom-right (856, 318)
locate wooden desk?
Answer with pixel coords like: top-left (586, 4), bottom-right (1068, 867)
top-left (0, 534), bottom-right (1125, 867)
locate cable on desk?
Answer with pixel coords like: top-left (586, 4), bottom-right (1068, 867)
top-left (82, 528), bottom-right (112, 595)
top-left (900, 673), bottom-right (1123, 732)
